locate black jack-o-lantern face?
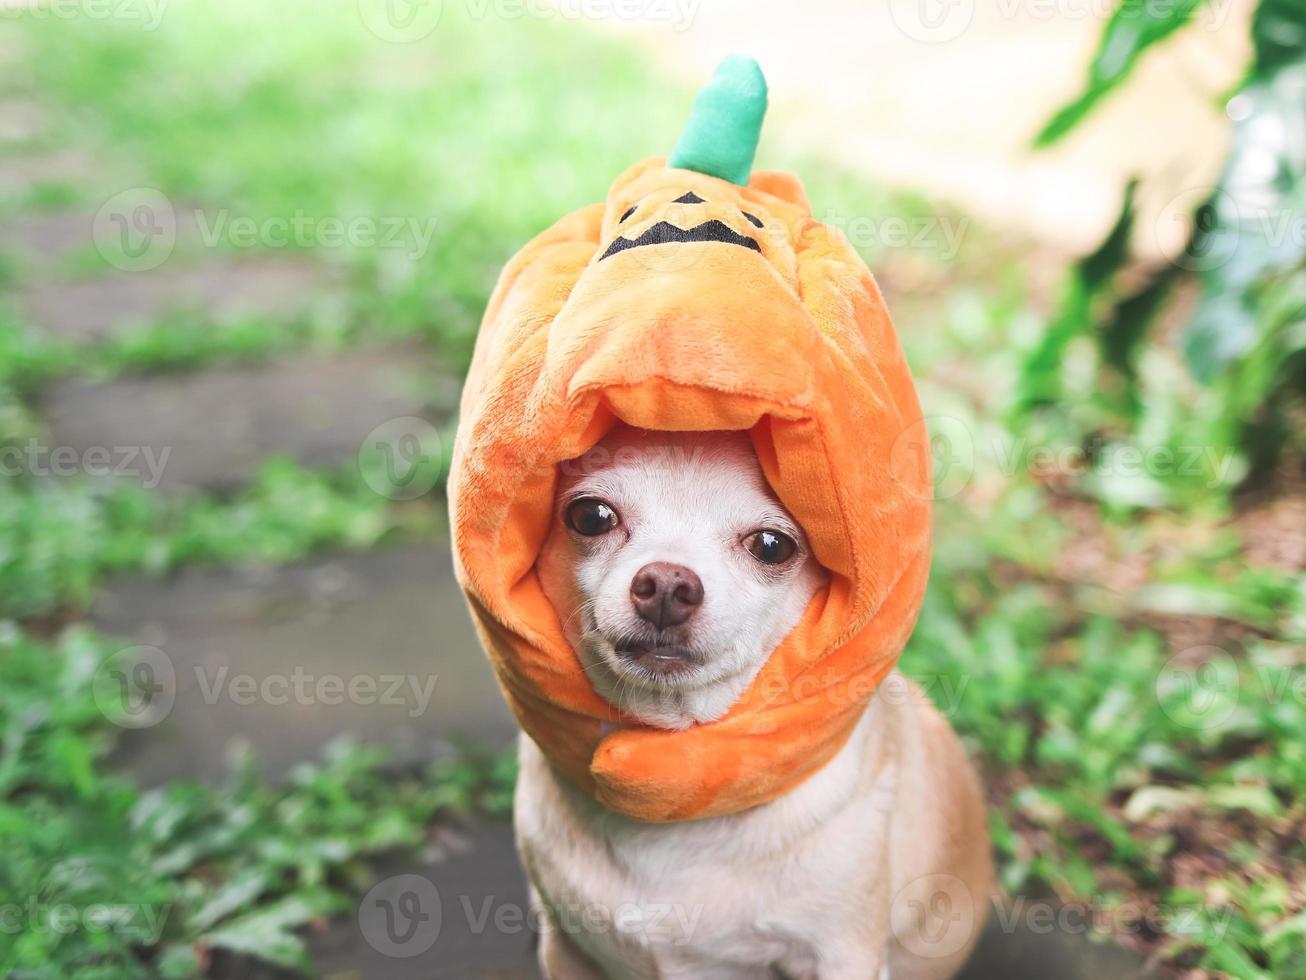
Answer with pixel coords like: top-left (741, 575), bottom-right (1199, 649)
top-left (599, 190), bottom-right (767, 261)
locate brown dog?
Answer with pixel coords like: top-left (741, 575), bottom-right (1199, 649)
top-left (518, 427), bottom-right (993, 979)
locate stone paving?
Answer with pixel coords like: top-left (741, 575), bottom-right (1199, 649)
top-left (43, 345), bottom-right (459, 490)
top-left (0, 95), bottom-right (43, 144)
top-left (0, 148), bottom-right (96, 199)
top-left (92, 546), bottom-right (515, 785)
top-left (213, 827), bottom-right (1156, 979)
top-left (3, 205), bottom-right (207, 276)
top-left (20, 257), bottom-right (335, 340)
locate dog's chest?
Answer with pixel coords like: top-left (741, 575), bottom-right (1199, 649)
top-left (515, 729), bottom-right (893, 977)
top-left (524, 820), bottom-right (846, 976)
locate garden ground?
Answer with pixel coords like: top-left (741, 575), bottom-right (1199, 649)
top-left (1, 3), bottom-right (1302, 978)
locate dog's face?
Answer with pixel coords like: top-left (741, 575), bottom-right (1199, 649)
top-left (536, 427), bottom-right (826, 730)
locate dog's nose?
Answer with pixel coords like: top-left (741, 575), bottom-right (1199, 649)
top-left (630, 562), bottom-right (703, 629)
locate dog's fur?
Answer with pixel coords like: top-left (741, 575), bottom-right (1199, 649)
top-left (522, 428), bottom-right (992, 979)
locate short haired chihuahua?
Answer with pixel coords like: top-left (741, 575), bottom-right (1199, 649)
top-left (522, 426), bottom-right (993, 979)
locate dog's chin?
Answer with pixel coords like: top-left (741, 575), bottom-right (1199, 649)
top-left (579, 630), bottom-right (764, 730)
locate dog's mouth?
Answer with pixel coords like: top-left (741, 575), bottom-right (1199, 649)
top-left (585, 625), bottom-right (710, 688)
top-left (611, 639), bottom-right (706, 680)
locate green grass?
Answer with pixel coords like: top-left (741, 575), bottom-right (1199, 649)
top-left (5, 0), bottom-right (949, 374)
top-left (900, 279), bottom-right (1306, 976)
top-left (0, 456), bottom-right (444, 622)
top-left (13, 1), bottom-right (695, 367)
top-left (0, 627), bottom-right (514, 979)
top-left (0, 1), bottom-right (1302, 977)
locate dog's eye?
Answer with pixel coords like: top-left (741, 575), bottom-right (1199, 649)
top-left (566, 498), bottom-right (621, 536)
top-left (742, 211), bottom-right (764, 228)
top-left (744, 529), bottom-right (796, 565)
top-left (619, 205), bottom-right (637, 222)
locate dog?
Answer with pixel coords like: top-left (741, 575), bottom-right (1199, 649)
top-left (520, 425), bottom-right (993, 979)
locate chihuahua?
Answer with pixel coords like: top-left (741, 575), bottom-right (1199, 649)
top-left (521, 426), bottom-right (992, 979)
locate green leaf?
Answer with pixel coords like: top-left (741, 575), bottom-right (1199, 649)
top-left (1206, 783), bottom-right (1283, 818)
top-left (189, 868), bottom-right (274, 932)
top-left (1035, 0), bottom-right (1210, 147)
top-left (1247, 0), bottom-right (1306, 83)
top-left (1098, 261), bottom-right (1183, 403)
top-left (156, 943), bottom-right (203, 979)
top-left (199, 894), bottom-right (337, 974)
top-left (1015, 180), bottom-right (1138, 412)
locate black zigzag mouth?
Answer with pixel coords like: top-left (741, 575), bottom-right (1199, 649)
top-left (599, 219), bottom-right (762, 261)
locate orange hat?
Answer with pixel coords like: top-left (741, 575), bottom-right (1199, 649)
top-left (449, 56), bottom-right (931, 822)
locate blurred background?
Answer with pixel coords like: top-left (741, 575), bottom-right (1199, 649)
top-left (0, 0), bottom-right (1303, 977)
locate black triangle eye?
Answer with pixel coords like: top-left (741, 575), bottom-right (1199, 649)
top-left (619, 205), bottom-right (637, 222)
top-left (742, 212), bottom-right (764, 228)
top-left (673, 191), bottom-right (706, 204)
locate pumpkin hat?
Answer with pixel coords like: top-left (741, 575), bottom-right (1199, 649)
top-left (450, 56), bottom-right (931, 822)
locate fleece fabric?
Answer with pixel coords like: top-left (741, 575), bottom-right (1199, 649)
top-left (448, 147), bottom-right (932, 821)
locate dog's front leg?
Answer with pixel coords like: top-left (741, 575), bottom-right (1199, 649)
top-left (783, 947), bottom-right (885, 980)
top-left (531, 886), bottom-right (607, 980)
top-left (539, 925), bottom-right (607, 980)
